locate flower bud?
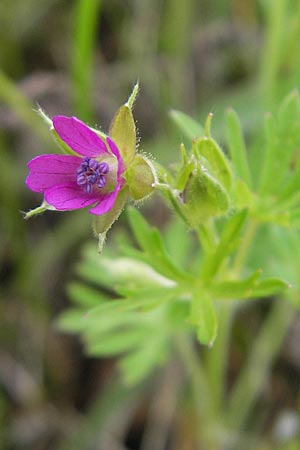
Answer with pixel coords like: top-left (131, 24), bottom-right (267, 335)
top-left (182, 159), bottom-right (230, 227)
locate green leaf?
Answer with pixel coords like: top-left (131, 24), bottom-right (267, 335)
top-left (251, 277), bottom-right (291, 297)
top-left (126, 208), bottom-right (192, 282)
top-left (56, 309), bottom-right (88, 333)
top-left (80, 311), bottom-right (140, 336)
top-left (116, 286), bottom-right (181, 308)
top-left (67, 282), bottom-right (107, 307)
top-left (169, 109), bottom-right (204, 140)
top-left (86, 328), bottom-right (149, 356)
top-left (164, 217), bottom-right (194, 267)
top-left (200, 209), bottom-right (248, 280)
top-left (288, 207), bottom-right (300, 227)
top-left (210, 270), bottom-right (262, 299)
top-left (120, 336), bottom-right (168, 385)
top-left (189, 291), bottom-right (217, 346)
top-left (272, 175), bottom-right (300, 211)
top-left (86, 295), bottom-right (163, 318)
top-left (259, 91), bottom-right (300, 195)
top-left (233, 178), bottom-right (255, 210)
top-left (225, 108), bottom-right (252, 187)
top-left (109, 105), bottom-right (136, 164)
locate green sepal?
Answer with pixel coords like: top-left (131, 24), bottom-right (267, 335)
top-left (23, 200), bottom-right (56, 219)
top-left (92, 187), bottom-right (129, 253)
top-left (109, 104), bottom-right (136, 165)
top-left (175, 144), bottom-right (194, 191)
top-left (196, 137), bottom-right (232, 193)
top-left (126, 81), bottom-right (139, 109)
top-left (188, 291), bottom-right (218, 346)
top-left (125, 154), bottom-right (156, 200)
top-left (182, 162), bottom-right (230, 227)
top-left (50, 129), bottom-right (79, 156)
top-left (36, 107), bottom-right (78, 156)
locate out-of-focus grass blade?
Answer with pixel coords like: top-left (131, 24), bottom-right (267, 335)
top-left (0, 70), bottom-right (52, 143)
top-left (170, 109), bottom-right (204, 140)
top-left (71, 0), bottom-right (102, 121)
top-left (225, 108), bottom-right (252, 187)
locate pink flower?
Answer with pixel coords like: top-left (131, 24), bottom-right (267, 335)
top-left (26, 115), bottom-right (124, 215)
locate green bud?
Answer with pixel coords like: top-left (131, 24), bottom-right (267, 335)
top-left (125, 154), bottom-right (156, 201)
top-left (182, 161), bottom-right (230, 227)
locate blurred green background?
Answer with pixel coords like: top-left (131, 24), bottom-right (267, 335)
top-left (1, 0), bottom-right (300, 449)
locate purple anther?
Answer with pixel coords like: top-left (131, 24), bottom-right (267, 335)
top-left (77, 174), bottom-right (87, 185)
top-left (89, 159), bottom-right (99, 170)
top-left (76, 156), bottom-right (110, 194)
top-left (85, 184), bottom-right (92, 194)
top-left (99, 162), bottom-right (109, 174)
top-left (87, 174), bottom-right (97, 184)
top-left (97, 175), bottom-right (106, 189)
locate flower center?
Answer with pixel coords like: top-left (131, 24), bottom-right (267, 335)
top-left (76, 157), bottom-right (110, 194)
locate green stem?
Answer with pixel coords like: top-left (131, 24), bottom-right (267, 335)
top-left (205, 219), bottom-right (258, 422)
top-left (205, 303), bottom-right (233, 413)
top-left (232, 219), bottom-right (258, 274)
top-left (226, 299), bottom-right (294, 431)
top-left (177, 333), bottom-right (221, 449)
top-left (58, 376), bottom-right (143, 450)
top-left (198, 221), bottom-right (218, 255)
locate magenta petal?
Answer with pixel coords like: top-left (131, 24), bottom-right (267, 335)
top-left (44, 184), bottom-right (99, 211)
top-left (53, 116), bottom-right (108, 157)
top-left (89, 186), bottom-right (121, 215)
top-left (26, 154), bottom-right (82, 192)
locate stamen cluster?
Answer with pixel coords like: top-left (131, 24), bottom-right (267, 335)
top-left (76, 157), bottom-right (109, 194)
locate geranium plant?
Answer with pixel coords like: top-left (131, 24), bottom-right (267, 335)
top-left (25, 86), bottom-right (300, 449)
